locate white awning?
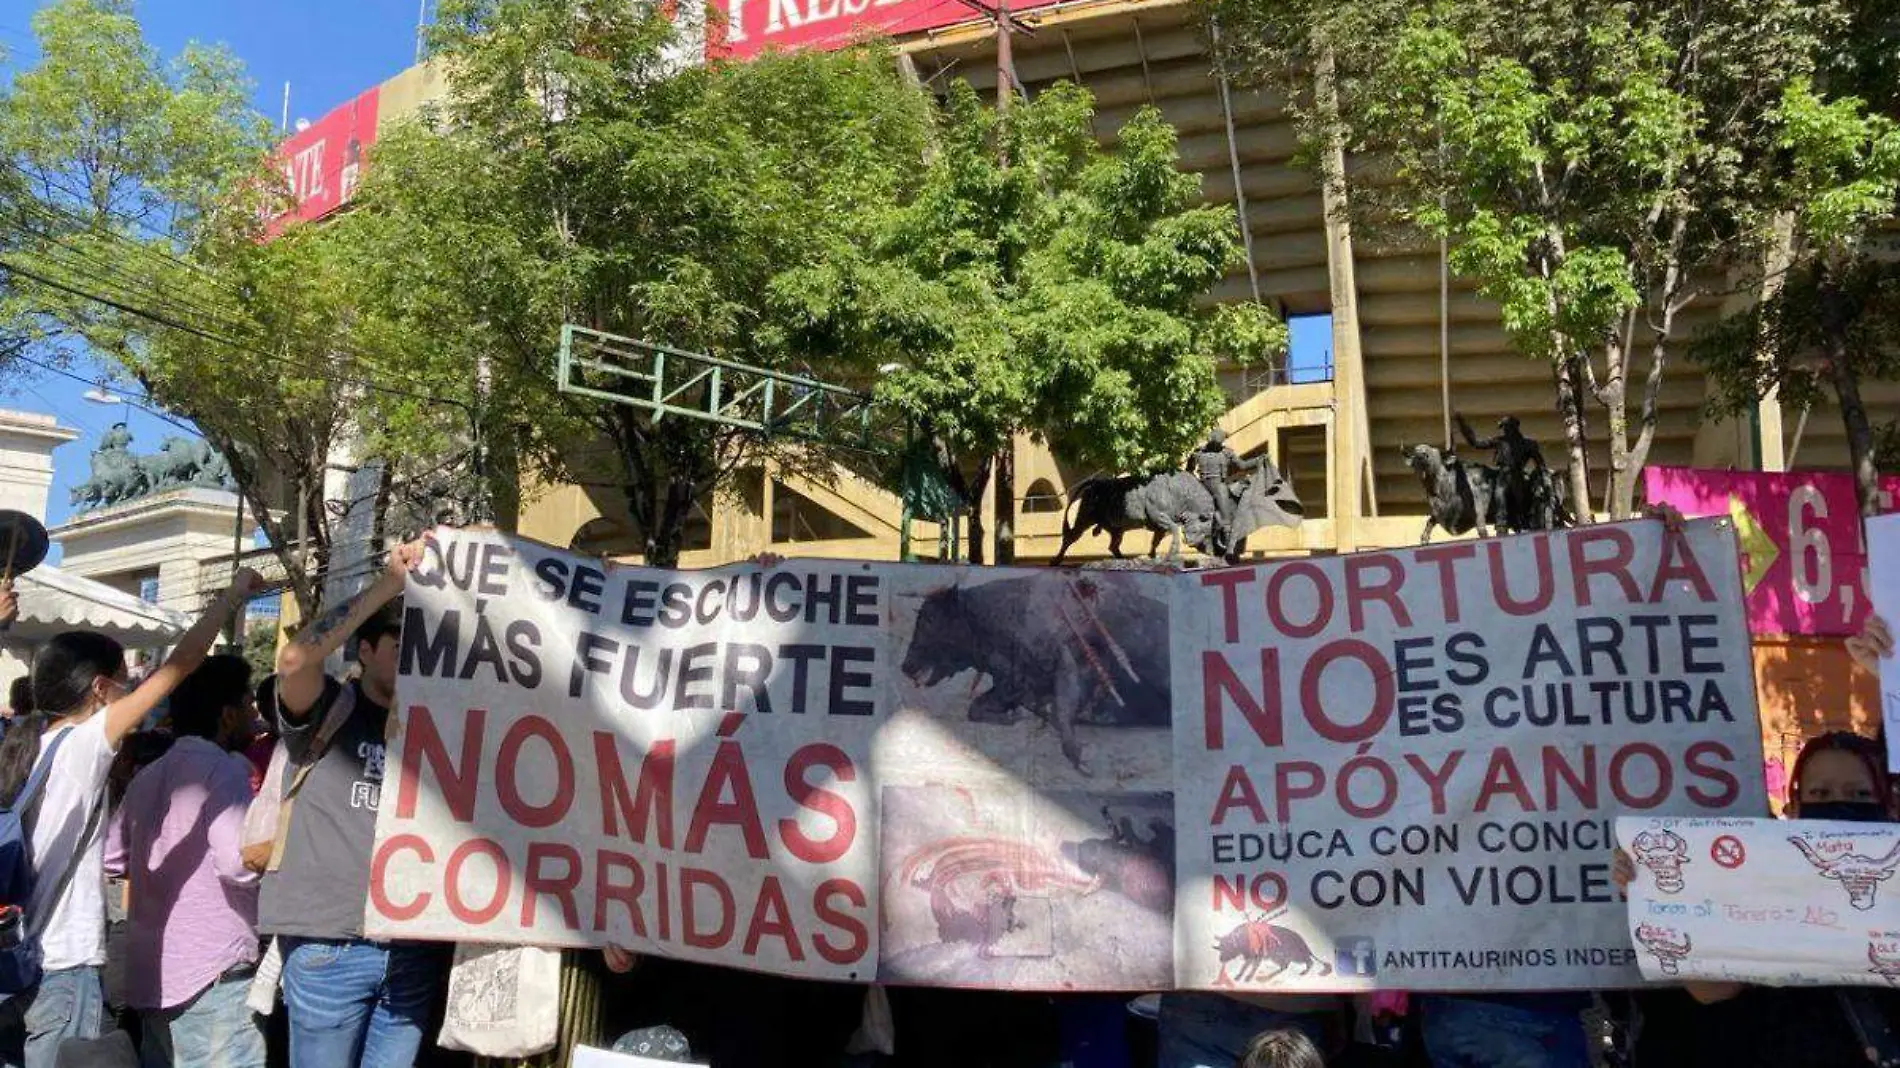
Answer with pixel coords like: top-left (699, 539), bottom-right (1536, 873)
top-left (9, 565), bottom-right (188, 649)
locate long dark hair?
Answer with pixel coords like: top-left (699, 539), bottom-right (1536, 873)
top-left (1790, 730), bottom-right (1893, 814)
top-left (0, 632), bottom-right (125, 807)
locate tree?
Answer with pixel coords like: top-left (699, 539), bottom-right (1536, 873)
top-left (0, 0), bottom-right (376, 617)
top-left (336, 0), bottom-right (934, 567)
top-left (1214, 0), bottom-right (1832, 517)
top-left (1693, 21), bottom-right (1900, 517)
top-left (775, 81), bottom-right (1284, 561)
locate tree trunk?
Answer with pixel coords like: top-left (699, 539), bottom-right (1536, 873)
top-left (1820, 276), bottom-right (1881, 517)
top-left (646, 476), bottom-right (696, 569)
top-left (994, 445), bottom-right (1015, 565)
top-left (965, 455), bottom-right (994, 565)
top-left (1601, 334), bottom-right (1633, 520)
top-left (1554, 354), bottom-right (1593, 518)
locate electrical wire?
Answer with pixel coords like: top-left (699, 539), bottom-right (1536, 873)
top-left (9, 351), bottom-right (198, 433)
top-left (0, 254), bottom-right (472, 413)
top-left (2, 226), bottom-right (479, 417)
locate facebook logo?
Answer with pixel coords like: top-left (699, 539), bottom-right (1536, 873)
top-left (1336, 937), bottom-right (1378, 977)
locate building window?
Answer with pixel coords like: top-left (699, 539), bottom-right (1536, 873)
top-left (138, 578), bottom-right (158, 605)
top-left (1021, 479), bottom-right (1064, 514)
top-left (1284, 313), bottom-right (1334, 384)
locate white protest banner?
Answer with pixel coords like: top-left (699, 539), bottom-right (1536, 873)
top-left (1173, 519), bottom-right (1766, 991)
top-left (1862, 514), bottom-right (1900, 771)
top-left (367, 533), bottom-right (887, 981)
top-left (1617, 817), bottom-right (1900, 987)
top-left (369, 520), bottom-right (1763, 992)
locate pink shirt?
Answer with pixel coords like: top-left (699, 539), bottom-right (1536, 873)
top-left (104, 737), bottom-right (261, 1009)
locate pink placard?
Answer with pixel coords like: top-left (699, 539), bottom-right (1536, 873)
top-left (1642, 466), bottom-right (1900, 637)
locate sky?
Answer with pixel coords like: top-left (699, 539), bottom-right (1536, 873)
top-left (1, 0), bottom-right (423, 546)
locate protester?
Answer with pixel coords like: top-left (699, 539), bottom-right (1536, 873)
top-left (0, 568), bottom-right (261, 1068)
top-left (105, 654), bottom-right (264, 1068)
top-left (1615, 730), bottom-right (1900, 1067)
top-left (1158, 994), bottom-right (1346, 1068)
top-left (1239, 1028), bottom-right (1326, 1068)
top-left (260, 542), bottom-right (436, 1068)
top-left (239, 676), bottom-right (275, 797)
top-left (6, 678), bottom-right (30, 723)
top-left (1413, 992), bottom-right (1591, 1068)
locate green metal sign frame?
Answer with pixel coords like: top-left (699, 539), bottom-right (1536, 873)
top-left (557, 324), bottom-right (902, 453)
top-left (555, 324), bottom-right (962, 561)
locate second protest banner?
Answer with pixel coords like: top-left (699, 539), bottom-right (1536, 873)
top-left (1618, 817), bottom-right (1900, 987)
top-left (367, 519), bottom-right (1765, 992)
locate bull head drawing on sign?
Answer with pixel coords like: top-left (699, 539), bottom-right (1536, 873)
top-left (1869, 943), bottom-right (1900, 986)
top-left (1789, 837), bottom-right (1900, 911)
top-left (1631, 829), bottom-right (1691, 894)
top-left (1634, 924), bottom-right (1693, 976)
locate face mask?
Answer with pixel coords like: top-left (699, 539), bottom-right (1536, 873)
top-left (1800, 800), bottom-right (1888, 823)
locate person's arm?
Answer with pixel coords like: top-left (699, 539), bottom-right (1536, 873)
top-left (275, 541), bottom-right (424, 721)
top-left (102, 801), bottom-right (127, 880)
top-left (103, 569), bottom-right (263, 749)
top-left (1455, 413), bottom-right (1491, 450)
top-left (208, 757), bottom-right (260, 887)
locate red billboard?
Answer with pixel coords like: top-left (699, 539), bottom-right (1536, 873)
top-left (267, 86), bottom-right (380, 233)
top-left (710, 0), bottom-right (1062, 59)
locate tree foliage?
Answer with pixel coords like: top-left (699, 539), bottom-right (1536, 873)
top-left (781, 80), bottom-right (1283, 559)
top-left (339, 0), bottom-right (935, 566)
top-left (0, 0), bottom-right (377, 616)
top-left (1215, 0), bottom-right (1833, 517)
top-left (1693, 43), bottom-right (1900, 516)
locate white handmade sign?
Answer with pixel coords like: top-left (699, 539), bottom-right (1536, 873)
top-left (1617, 817), bottom-right (1900, 986)
top-left (1863, 515), bottom-right (1900, 771)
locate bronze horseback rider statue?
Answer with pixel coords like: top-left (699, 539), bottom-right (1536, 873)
top-left (1186, 427), bottom-right (1264, 558)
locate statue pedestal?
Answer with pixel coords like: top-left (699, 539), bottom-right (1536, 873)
top-left (52, 487), bottom-right (247, 615)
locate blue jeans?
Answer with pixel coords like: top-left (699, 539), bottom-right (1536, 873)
top-left (0, 965), bottom-right (107, 1068)
top-left (140, 974), bottom-right (266, 1068)
top-left (1156, 994), bottom-right (1332, 1068)
top-left (281, 940), bottom-right (440, 1068)
top-left (1418, 995), bottom-right (1590, 1068)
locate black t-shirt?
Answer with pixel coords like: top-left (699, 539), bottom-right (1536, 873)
top-left (1636, 986), bottom-right (1900, 1068)
top-left (257, 678), bottom-right (390, 940)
